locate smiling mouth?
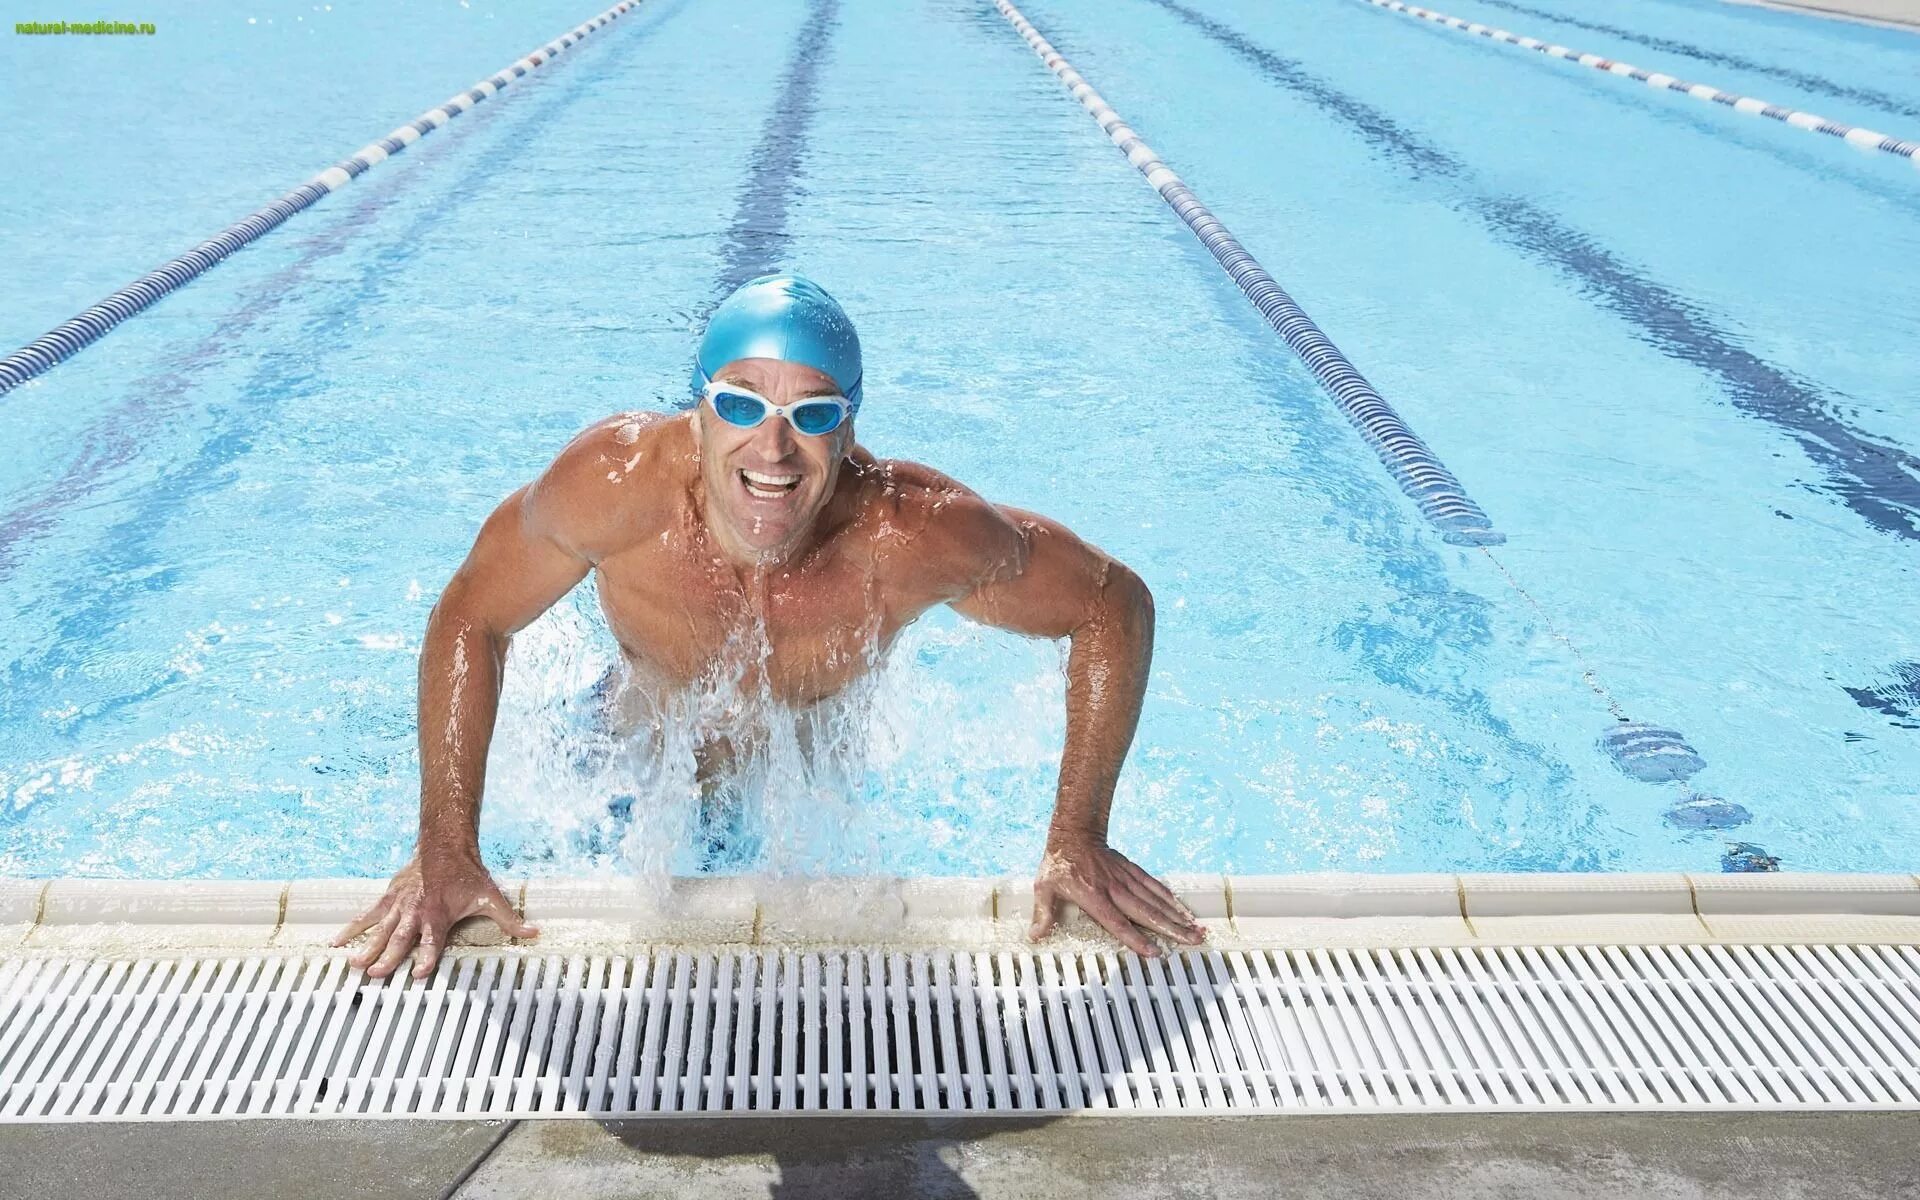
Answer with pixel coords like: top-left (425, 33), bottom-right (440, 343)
top-left (739, 468), bottom-right (802, 500)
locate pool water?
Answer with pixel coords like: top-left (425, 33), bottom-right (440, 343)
top-left (2, 0), bottom-right (1916, 880)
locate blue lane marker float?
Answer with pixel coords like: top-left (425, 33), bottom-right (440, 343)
top-left (995, 0), bottom-right (1503, 548)
top-left (0, 0), bottom-right (645, 398)
top-left (1360, 0), bottom-right (1920, 171)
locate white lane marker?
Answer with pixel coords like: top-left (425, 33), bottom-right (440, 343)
top-left (1359, 0), bottom-right (1919, 170)
top-left (0, 0), bottom-right (648, 396)
top-left (994, 0), bottom-right (1504, 546)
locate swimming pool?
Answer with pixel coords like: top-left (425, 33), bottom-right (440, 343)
top-left (2, 0), bottom-right (1916, 882)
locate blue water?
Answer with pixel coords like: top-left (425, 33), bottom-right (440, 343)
top-left (2, 0), bottom-right (1916, 881)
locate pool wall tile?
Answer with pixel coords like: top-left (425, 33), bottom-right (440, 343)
top-left (757, 878), bottom-right (997, 945)
top-left (1691, 873), bottom-right (1920, 942)
top-left (30, 879), bottom-right (285, 950)
top-left (520, 876), bottom-right (759, 945)
top-left (1688, 873), bottom-right (1920, 915)
top-left (1221, 875), bottom-right (1472, 947)
top-left (277, 878), bottom-right (383, 948)
top-left (1460, 872), bottom-right (1694, 915)
top-left (0, 880), bottom-right (44, 949)
top-left (38, 879), bottom-right (284, 924)
top-left (520, 878), bottom-right (647, 921)
top-left (1462, 872), bottom-right (1709, 943)
top-left (0, 880), bottom-right (45, 925)
top-left (279, 878), bottom-right (380, 921)
top-left (1230, 873), bottom-right (1460, 917)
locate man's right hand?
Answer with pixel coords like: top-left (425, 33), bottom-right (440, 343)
top-left (333, 851), bottom-right (538, 979)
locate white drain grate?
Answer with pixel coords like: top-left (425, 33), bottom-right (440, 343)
top-left (3, 944), bottom-right (1919, 1120)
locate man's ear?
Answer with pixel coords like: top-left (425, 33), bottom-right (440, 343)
top-left (689, 404), bottom-right (703, 439)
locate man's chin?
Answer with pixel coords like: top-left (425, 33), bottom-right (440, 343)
top-left (716, 505), bottom-right (813, 558)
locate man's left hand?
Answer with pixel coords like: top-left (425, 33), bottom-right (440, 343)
top-left (1029, 831), bottom-right (1207, 956)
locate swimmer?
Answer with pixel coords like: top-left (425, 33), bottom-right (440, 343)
top-left (336, 272), bottom-right (1206, 977)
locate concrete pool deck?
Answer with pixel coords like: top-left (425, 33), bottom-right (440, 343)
top-left (5, 1111), bottom-right (1920, 1198)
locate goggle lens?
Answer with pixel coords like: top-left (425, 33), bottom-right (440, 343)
top-left (790, 400), bottom-right (846, 436)
top-left (712, 389), bottom-right (768, 428)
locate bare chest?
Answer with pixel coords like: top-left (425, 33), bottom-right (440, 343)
top-left (592, 535), bottom-right (921, 705)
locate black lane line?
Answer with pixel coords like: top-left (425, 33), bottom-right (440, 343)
top-left (1471, 0), bottom-right (1920, 123)
top-left (1138, 0), bottom-right (1920, 544)
top-left (706, 0), bottom-right (842, 306)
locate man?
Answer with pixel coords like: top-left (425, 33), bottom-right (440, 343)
top-left (336, 273), bottom-right (1205, 978)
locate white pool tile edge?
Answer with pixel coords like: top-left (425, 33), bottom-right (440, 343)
top-left (2, 873), bottom-right (1917, 954)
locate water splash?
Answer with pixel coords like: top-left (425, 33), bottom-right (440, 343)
top-left (485, 577), bottom-right (891, 892)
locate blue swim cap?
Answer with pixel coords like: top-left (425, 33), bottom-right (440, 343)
top-left (692, 273), bottom-right (863, 411)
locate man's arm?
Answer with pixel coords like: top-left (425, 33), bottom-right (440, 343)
top-left (942, 495), bottom-right (1205, 956)
top-left (336, 428), bottom-right (629, 978)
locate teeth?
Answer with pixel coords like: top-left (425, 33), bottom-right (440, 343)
top-left (743, 469), bottom-right (800, 486)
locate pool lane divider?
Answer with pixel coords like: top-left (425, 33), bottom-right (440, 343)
top-left (993, 0), bottom-right (1504, 548)
top-left (1358, 0), bottom-right (1920, 170)
top-left (0, 0), bottom-right (646, 399)
top-left (989, 4), bottom-right (1743, 805)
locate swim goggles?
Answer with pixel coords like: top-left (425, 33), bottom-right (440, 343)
top-left (700, 379), bottom-right (851, 437)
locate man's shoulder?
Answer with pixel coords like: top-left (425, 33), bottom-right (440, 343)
top-left (523, 410), bottom-right (689, 560)
top-left (853, 455), bottom-right (985, 522)
top-left (850, 455), bottom-right (1025, 584)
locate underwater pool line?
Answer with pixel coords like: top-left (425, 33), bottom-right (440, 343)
top-left (1357, 0), bottom-right (1920, 169)
top-left (993, 0), bottom-right (1504, 549)
top-left (3, 875), bottom-right (1920, 1119)
top-left (992, 0), bottom-right (1730, 844)
top-left (0, 0), bottom-right (647, 399)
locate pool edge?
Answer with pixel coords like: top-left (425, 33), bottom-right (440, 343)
top-left (5, 872), bottom-right (1919, 955)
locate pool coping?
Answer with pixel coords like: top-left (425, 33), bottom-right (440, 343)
top-left (4, 872), bottom-right (1920, 956)
top-left (1725, 0), bottom-right (1920, 32)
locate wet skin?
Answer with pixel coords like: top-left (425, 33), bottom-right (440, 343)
top-left (337, 358), bottom-right (1206, 977)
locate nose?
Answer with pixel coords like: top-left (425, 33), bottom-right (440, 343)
top-left (746, 409), bottom-right (798, 461)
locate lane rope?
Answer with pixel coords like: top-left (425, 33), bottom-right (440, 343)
top-left (994, 0), bottom-right (1504, 546)
top-left (1358, 0), bottom-right (1920, 169)
top-left (993, 2), bottom-right (1733, 814)
top-left (0, 0), bottom-right (646, 398)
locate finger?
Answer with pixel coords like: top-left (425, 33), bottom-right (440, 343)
top-left (1121, 863), bottom-right (1199, 923)
top-left (1111, 886), bottom-right (1191, 944)
top-left (1077, 892), bottom-right (1158, 957)
top-left (411, 922), bottom-right (444, 980)
top-left (1121, 880), bottom-right (1205, 943)
top-left (367, 914), bottom-right (420, 979)
top-left (332, 895), bottom-right (392, 948)
top-left (1127, 875), bottom-right (1207, 938)
top-left (474, 886), bottom-right (540, 940)
top-left (1028, 884), bottom-right (1058, 942)
top-left (347, 906), bottom-right (402, 970)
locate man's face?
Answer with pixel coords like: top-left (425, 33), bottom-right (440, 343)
top-left (692, 357), bottom-right (852, 562)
